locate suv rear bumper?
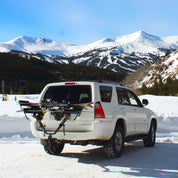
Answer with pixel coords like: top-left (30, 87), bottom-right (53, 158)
top-left (30, 119), bottom-right (115, 141)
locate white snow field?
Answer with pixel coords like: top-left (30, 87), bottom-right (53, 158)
top-left (0, 94), bottom-right (178, 178)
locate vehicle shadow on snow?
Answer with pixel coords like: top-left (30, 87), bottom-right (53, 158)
top-left (61, 141), bottom-right (178, 177)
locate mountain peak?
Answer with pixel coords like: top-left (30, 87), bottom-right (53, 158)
top-left (10, 36), bottom-right (53, 44)
top-left (136, 30), bottom-right (146, 35)
top-left (131, 31), bottom-right (162, 41)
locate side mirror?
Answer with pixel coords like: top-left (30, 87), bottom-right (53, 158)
top-left (142, 99), bottom-right (149, 106)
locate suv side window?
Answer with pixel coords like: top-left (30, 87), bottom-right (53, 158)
top-left (116, 87), bottom-right (142, 107)
top-left (126, 90), bottom-right (142, 107)
top-left (100, 86), bottom-right (112, 102)
top-left (116, 87), bottom-right (130, 105)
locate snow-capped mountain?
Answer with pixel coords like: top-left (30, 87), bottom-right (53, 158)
top-left (140, 50), bottom-right (178, 87)
top-left (0, 31), bottom-right (178, 73)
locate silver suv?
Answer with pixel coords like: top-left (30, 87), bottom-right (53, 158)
top-left (20, 81), bottom-right (157, 158)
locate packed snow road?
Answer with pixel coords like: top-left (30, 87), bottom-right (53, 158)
top-left (0, 138), bottom-right (178, 178)
top-left (0, 94), bottom-right (178, 178)
top-left (0, 138), bottom-right (177, 178)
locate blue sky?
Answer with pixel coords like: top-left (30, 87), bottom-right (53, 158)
top-left (0, 0), bottom-right (178, 44)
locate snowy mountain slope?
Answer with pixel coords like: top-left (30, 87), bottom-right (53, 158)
top-left (1, 31), bottom-right (178, 56)
top-left (0, 31), bottom-right (178, 73)
top-left (0, 36), bottom-right (78, 56)
top-left (139, 50), bottom-right (178, 87)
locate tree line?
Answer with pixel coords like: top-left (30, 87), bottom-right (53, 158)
top-left (0, 53), bottom-right (125, 94)
top-left (141, 78), bottom-right (178, 96)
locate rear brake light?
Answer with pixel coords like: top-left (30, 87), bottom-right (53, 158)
top-left (31, 102), bottom-right (40, 106)
top-left (65, 82), bottom-right (76, 85)
top-left (94, 102), bottom-right (105, 118)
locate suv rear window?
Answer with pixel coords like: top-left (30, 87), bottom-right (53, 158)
top-left (100, 86), bottom-right (112, 102)
top-left (43, 85), bottom-right (91, 104)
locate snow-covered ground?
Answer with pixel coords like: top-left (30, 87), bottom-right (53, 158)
top-left (0, 94), bottom-right (177, 178)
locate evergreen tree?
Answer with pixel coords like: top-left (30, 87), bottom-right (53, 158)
top-left (141, 78), bottom-right (178, 96)
top-left (0, 52), bottom-right (125, 94)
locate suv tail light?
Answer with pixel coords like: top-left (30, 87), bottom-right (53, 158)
top-left (94, 102), bottom-right (105, 118)
top-left (65, 82), bottom-right (76, 85)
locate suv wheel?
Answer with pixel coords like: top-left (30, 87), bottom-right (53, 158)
top-left (104, 125), bottom-right (124, 158)
top-left (41, 139), bottom-right (65, 155)
top-left (143, 122), bottom-right (156, 147)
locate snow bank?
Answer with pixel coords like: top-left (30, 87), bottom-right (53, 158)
top-left (0, 94), bottom-right (39, 137)
top-left (0, 94), bottom-right (39, 117)
top-left (139, 95), bottom-right (178, 133)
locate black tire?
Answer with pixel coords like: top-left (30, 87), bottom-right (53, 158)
top-left (104, 125), bottom-right (124, 158)
top-left (41, 139), bottom-right (65, 155)
top-left (143, 122), bottom-right (156, 147)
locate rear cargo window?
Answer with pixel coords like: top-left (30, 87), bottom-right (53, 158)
top-left (43, 85), bottom-right (91, 104)
top-left (100, 86), bottom-right (112, 102)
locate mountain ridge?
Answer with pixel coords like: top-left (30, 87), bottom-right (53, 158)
top-left (0, 31), bottom-right (178, 73)
top-left (140, 50), bottom-right (178, 87)
top-left (121, 50), bottom-right (178, 93)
